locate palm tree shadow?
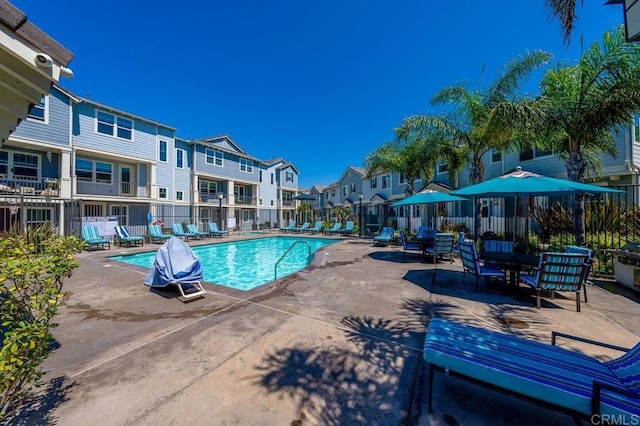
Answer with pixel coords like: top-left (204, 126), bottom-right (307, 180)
top-left (5, 375), bottom-right (75, 425)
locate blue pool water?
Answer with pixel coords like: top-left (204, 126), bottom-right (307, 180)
top-left (111, 236), bottom-right (340, 291)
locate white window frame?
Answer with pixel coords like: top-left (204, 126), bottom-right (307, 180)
top-left (437, 162), bottom-right (448, 174)
top-left (285, 171), bottom-right (294, 182)
top-left (26, 208), bottom-right (53, 227)
top-left (27, 95), bottom-right (48, 124)
top-left (158, 187), bottom-right (168, 199)
top-left (176, 190), bottom-right (184, 201)
top-left (205, 148), bottom-right (223, 166)
top-left (370, 177), bottom-right (377, 189)
top-left (240, 158), bottom-right (253, 173)
top-left (350, 183), bottom-right (356, 193)
top-left (158, 140), bottom-right (168, 163)
top-left (95, 110), bottom-right (133, 141)
top-left (381, 175), bottom-right (390, 189)
top-left (342, 185), bottom-right (348, 196)
top-left (11, 152), bottom-right (41, 180)
top-left (399, 173), bottom-right (406, 184)
top-left (75, 157), bottom-right (112, 184)
top-left (176, 148), bottom-right (185, 169)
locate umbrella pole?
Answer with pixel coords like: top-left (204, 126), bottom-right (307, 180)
top-left (513, 195), bottom-right (518, 244)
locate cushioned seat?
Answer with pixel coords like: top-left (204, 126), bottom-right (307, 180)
top-left (423, 318), bottom-right (640, 420)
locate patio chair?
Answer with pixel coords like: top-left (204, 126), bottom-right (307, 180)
top-left (171, 223), bottom-right (197, 241)
top-left (482, 239), bottom-right (514, 268)
top-left (339, 221), bottom-right (355, 236)
top-left (186, 224), bottom-right (209, 239)
top-left (148, 224), bottom-right (171, 244)
top-left (307, 221), bottom-right (323, 234)
top-left (82, 225), bottom-right (110, 250)
top-left (373, 227), bottom-right (394, 247)
top-left (144, 236), bottom-right (207, 301)
top-left (400, 231), bottom-right (423, 260)
top-left (417, 226), bottom-right (431, 239)
top-left (323, 222), bottom-right (342, 235)
top-left (519, 252), bottom-right (590, 312)
top-left (450, 231), bottom-right (466, 259)
top-left (458, 241), bottom-right (506, 292)
top-left (208, 222), bottom-right (229, 238)
top-left (423, 318), bottom-right (640, 422)
top-left (565, 245), bottom-right (594, 303)
top-left (292, 222), bottom-right (310, 233)
top-left (114, 225), bottom-right (144, 247)
top-left (424, 233), bottom-right (455, 264)
top-left (279, 220), bottom-right (297, 233)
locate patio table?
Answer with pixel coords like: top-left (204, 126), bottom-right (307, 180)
top-left (481, 251), bottom-right (540, 288)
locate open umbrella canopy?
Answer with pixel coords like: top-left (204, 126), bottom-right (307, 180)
top-left (294, 193), bottom-right (315, 201)
top-left (451, 166), bottom-right (623, 198)
top-left (391, 190), bottom-right (467, 207)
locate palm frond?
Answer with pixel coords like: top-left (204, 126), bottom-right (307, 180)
top-left (486, 50), bottom-right (552, 106)
top-left (546, 0), bottom-right (579, 45)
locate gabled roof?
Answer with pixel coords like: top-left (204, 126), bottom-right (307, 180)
top-left (192, 134), bottom-right (247, 155)
top-left (368, 193), bottom-right (388, 204)
top-left (79, 96), bottom-right (177, 130)
top-left (310, 185), bottom-right (327, 194)
top-left (336, 166), bottom-right (367, 184)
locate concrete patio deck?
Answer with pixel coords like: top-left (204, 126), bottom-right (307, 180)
top-left (7, 234), bottom-right (640, 425)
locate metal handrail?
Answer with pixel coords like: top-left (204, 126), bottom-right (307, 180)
top-left (275, 240), bottom-right (311, 279)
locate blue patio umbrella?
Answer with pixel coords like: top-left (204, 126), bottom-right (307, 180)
top-left (391, 190), bottom-right (468, 230)
top-left (451, 166), bottom-right (622, 244)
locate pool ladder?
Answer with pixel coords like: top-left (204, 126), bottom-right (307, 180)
top-left (275, 241), bottom-right (311, 280)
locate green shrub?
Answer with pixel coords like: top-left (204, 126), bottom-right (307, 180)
top-left (0, 224), bottom-right (84, 419)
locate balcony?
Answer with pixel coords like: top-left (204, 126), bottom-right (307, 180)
top-left (75, 178), bottom-right (151, 198)
top-left (0, 176), bottom-right (61, 197)
top-left (235, 194), bottom-right (256, 206)
top-left (282, 200), bottom-right (294, 207)
top-left (200, 193), bottom-right (227, 203)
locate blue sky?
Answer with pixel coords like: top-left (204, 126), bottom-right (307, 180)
top-left (15, 1), bottom-right (624, 188)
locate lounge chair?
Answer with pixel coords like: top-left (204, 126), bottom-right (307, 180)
top-left (423, 318), bottom-right (640, 422)
top-left (339, 221), bottom-right (355, 236)
top-left (565, 245), bottom-right (594, 303)
top-left (114, 225), bottom-right (144, 247)
top-left (172, 223), bottom-right (197, 241)
top-left (323, 222), bottom-right (342, 235)
top-left (307, 221), bottom-right (323, 234)
top-left (186, 224), bottom-right (209, 239)
top-left (424, 233), bottom-right (455, 264)
top-left (148, 224), bottom-right (171, 243)
top-left (82, 225), bottom-right (110, 250)
top-left (458, 241), bottom-right (505, 292)
top-left (373, 227), bottom-right (394, 246)
top-left (292, 222), bottom-right (310, 233)
top-left (519, 252), bottom-right (590, 312)
top-left (279, 220), bottom-right (297, 233)
top-left (400, 231), bottom-right (422, 260)
top-left (144, 236), bottom-right (206, 300)
top-left (450, 231), bottom-right (466, 259)
top-left (208, 222), bottom-right (229, 238)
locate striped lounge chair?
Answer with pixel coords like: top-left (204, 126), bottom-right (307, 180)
top-left (114, 225), bottom-right (144, 247)
top-left (82, 225), bottom-right (110, 250)
top-left (186, 224), bottom-right (209, 239)
top-left (148, 224), bottom-right (171, 243)
top-left (423, 318), bottom-right (640, 422)
top-left (172, 223), bottom-right (197, 241)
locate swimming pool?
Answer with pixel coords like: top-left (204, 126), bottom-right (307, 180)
top-left (111, 236), bottom-right (341, 291)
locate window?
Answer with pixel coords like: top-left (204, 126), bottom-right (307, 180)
top-left (13, 153), bottom-right (39, 178)
top-left (270, 173), bottom-right (274, 184)
top-left (519, 147), bottom-right (552, 162)
top-left (285, 171), bottom-right (294, 182)
top-left (76, 158), bottom-right (93, 181)
top-left (399, 173), bottom-right (406, 184)
top-left (158, 187), bottom-right (167, 199)
top-left (342, 186), bottom-right (348, 196)
top-left (199, 180), bottom-right (218, 198)
top-left (282, 192), bottom-right (293, 202)
top-left (176, 149), bottom-right (185, 169)
top-left (437, 162), bottom-right (448, 174)
top-left (159, 140), bottom-right (168, 162)
top-left (111, 206), bottom-right (127, 225)
top-left (26, 208), bottom-right (52, 227)
top-left (382, 175), bottom-right (390, 189)
top-left (205, 148), bottom-right (223, 166)
top-left (259, 170), bottom-right (263, 182)
top-left (259, 198), bottom-right (263, 206)
top-left (491, 147), bottom-right (502, 163)
top-left (635, 114), bottom-right (640, 142)
top-left (83, 203), bottom-right (104, 217)
top-left (350, 183), bottom-right (356, 193)
top-left (176, 190), bottom-right (183, 201)
top-left (28, 95), bottom-right (47, 122)
top-left (331, 189), bottom-right (335, 197)
top-left (95, 162), bottom-right (112, 183)
top-left (75, 159), bottom-right (111, 183)
top-left (240, 158), bottom-right (253, 173)
top-left (0, 151), bottom-right (8, 175)
top-left (96, 111), bottom-right (133, 140)
top-left (370, 177), bottom-right (377, 189)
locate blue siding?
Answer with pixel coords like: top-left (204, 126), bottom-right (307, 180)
top-left (12, 87), bottom-right (71, 146)
top-left (194, 145), bottom-right (259, 183)
top-left (279, 165), bottom-right (298, 190)
top-left (173, 140), bottom-right (191, 203)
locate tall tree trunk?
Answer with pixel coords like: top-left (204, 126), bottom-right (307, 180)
top-left (566, 148), bottom-right (586, 246)
top-left (469, 156), bottom-right (485, 240)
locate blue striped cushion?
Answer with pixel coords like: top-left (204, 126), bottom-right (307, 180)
top-left (605, 343), bottom-right (640, 392)
top-left (423, 318), bottom-right (639, 416)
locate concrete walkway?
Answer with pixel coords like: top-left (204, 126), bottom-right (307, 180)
top-left (7, 235), bottom-right (640, 425)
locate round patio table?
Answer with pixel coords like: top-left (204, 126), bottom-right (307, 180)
top-left (481, 252), bottom-right (541, 288)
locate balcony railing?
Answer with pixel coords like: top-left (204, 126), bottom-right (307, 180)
top-left (75, 178), bottom-right (151, 198)
top-left (235, 195), bottom-right (256, 205)
top-left (200, 193), bottom-right (227, 203)
top-left (282, 200), bottom-right (294, 207)
top-left (0, 176), bottom-right (60, 197)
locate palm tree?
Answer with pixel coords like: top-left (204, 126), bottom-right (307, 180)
top-left (546, 0), bottom-right (580, 44)
top-left (400, 50), bottom-right (552, 239)
top-left (490, 26), bottom-right (640, 245)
